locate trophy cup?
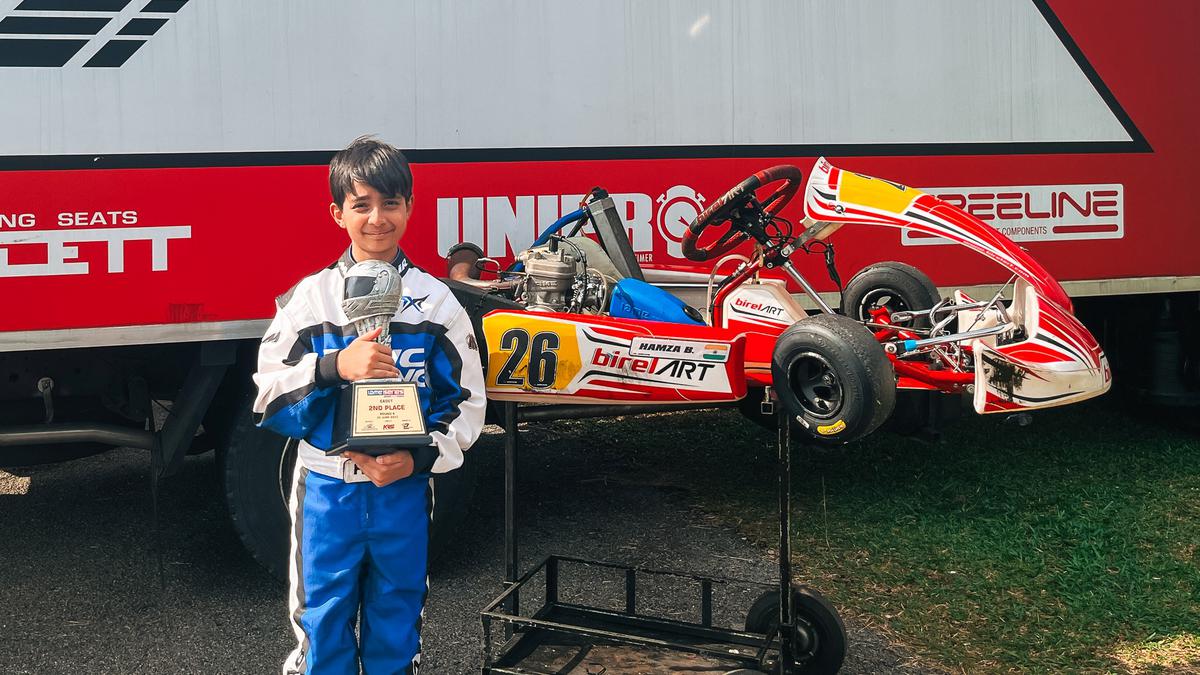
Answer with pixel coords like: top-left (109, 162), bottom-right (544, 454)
top-left (328, 260), bottom-right (433, 456)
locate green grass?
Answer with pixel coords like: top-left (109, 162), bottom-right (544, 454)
top-left (552, 396), bottom-right (1200, 673)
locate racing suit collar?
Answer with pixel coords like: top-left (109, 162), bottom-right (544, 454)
top-left (339, 246), bottom-right (412, 276)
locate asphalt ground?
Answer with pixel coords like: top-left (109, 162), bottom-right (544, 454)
top-left (0, 419), bottom-right (932, 674)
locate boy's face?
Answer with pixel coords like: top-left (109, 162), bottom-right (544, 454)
top-left (330, 181), bottom-right (413, 262)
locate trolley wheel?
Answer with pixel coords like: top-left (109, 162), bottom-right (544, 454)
top-left (746, 585), bottom-right (847, 674)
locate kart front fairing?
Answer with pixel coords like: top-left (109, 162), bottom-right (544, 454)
top-left (961, 281), bottom-right (1111, 413)
top-left (803, 158), bottom-right (1110, 413)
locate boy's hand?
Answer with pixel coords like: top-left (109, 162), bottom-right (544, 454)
top-left (345, 450), bottom-right (414, 487)
top-left (337, 326), bottom-right (400, 381)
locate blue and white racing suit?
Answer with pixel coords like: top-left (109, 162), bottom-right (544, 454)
top-left (253, 248), bottom-right (486, 675)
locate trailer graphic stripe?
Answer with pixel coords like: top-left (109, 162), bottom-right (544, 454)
top-left (15, 0), bottom-right (132, 10)
top-left (0, 37), bottom-right (85, 66)
top-left (83, 39), bottom-right (143, 67)
top-left (0, 0), bottom-right (187, 68)
top-left (141, 0), bottom-right (188, 12)
top-left (117, 18), bottom-right (165, 35)
top-left (0, 16), bottom-right (109, 34)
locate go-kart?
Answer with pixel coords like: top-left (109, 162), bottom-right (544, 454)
top-left (451, 157), bottom-right (1111, 674)
top-left (446, 157), bottom-right (1111, 445)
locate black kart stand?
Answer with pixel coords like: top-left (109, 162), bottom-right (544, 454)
top-left (479, 402), bottom-right (847, 674)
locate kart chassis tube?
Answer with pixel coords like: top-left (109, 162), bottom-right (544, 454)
top-left (491, 401), bottom-right (811, 673)
top-left (884, 323), bottom-right (1012, 355)
top-left (891, 358), bottom-right (975, 388)
top-left (515, 402), bottom-right (734, 423)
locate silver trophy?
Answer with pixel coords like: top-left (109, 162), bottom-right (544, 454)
top-left (332, 259), bottom-right (431, 455)
top-left (342, 260), bottom-right (402, 342)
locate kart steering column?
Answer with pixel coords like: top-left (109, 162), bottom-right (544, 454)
top-left (779, 261), bottom-right (837, 315)
top-left (760, 241), bottom-right (836, 315)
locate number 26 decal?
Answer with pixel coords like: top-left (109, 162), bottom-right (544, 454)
top-left (496, 329), bottom-right (560, 389)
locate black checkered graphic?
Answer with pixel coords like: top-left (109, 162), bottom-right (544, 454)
top-left (0, 0), bottom-right (188, 67)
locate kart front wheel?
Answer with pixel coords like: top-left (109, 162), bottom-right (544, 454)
top-left (841, 261), bottom-right (940, 328)
top-left (772, 314), bottom-right (895, 444)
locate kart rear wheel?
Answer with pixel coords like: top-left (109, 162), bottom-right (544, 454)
top-left (841, 261), bottom-right (940, 329)
top-left (745, 585), bottom-right (847, 674)
top-left (772, 314), bottom-right (895, 444)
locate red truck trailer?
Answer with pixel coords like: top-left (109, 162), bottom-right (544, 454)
top-left (2, 0), bottom-right (1196, 576)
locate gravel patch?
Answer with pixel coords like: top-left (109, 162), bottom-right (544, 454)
top-left (0, 422), bottom-right (934, 673)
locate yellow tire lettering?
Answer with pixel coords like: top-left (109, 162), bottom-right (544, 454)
top-left (816, 419), bottom-right (846, 436)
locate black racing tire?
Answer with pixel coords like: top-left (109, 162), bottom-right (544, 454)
top-left (218, 408), bottom-right (295, 581)
top-left (218, 400), bottom-right (477, 581)
top-left (745, 585), bottom-right (847, 675)
top-left (772, 314), bottom-right (895, 444)
top-left (840, 261), bottom-right (940, 329)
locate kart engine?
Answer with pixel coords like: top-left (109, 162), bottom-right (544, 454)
top-left (516, 238), bottom-right (607, 313)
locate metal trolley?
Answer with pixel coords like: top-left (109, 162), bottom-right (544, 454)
top-left (480, 402), bottom-right (848, 674)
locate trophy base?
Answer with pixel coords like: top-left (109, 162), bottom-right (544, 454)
top-left (325, 434), bottom-right (433, 457)
top-left (330, 379), bottom-right (432, 457)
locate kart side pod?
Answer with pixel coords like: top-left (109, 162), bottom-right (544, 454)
top-left (481, 310), bottom-right (748, 405)
top-left (963, 280), bottom-right (1111, 414)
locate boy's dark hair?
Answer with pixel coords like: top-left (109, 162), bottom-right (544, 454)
top-left (329, 136), bottom-right (413, 206)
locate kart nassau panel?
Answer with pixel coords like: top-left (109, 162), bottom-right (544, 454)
top-left (715, 280), bottom-right (800, 387)
top-left (958, 285), bottom-right (1110, 414)
top-left (719, 281), bottom-right (806, 331)
top-left (803, 158), bottom-right (1075, 311)
top-left (482, 311), bottom-right (747, 404)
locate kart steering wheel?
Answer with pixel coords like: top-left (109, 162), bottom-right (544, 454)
top-left (680, 165), bottom-right (804, 262)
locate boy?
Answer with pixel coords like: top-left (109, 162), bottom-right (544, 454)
top-left (253, 137), bottom-right (486, 674)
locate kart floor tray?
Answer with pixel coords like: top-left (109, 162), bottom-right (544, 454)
top-left (481, 555), bottom-right (777, 674)
top-left (487, 604), bottom-right (762, 674)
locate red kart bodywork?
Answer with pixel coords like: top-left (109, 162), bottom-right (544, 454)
top-left (802, 158), bottom-right (1110, 413)
top-left (479, 159), bottom-right (1110, 418)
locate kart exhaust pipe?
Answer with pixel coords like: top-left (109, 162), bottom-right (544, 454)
top-left (446, 242), bottom-right (519, 292)
top-left (447, 242), bottom-right (485, 281)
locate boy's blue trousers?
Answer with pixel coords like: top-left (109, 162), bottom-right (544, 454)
top-left (283, 466), bottom-right (432, 675)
